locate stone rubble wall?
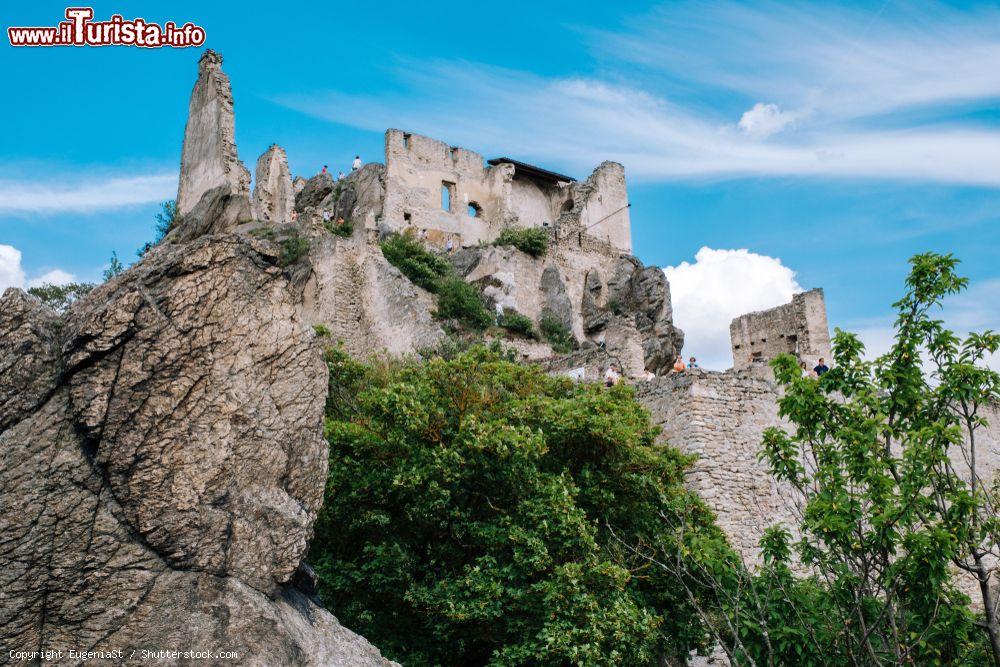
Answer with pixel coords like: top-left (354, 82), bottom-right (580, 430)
top-left (636, 369), bottom-right (800, 563)
top-left (730, 288), bottom-right (831, 370)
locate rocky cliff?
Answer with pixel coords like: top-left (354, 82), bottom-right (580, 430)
top-left (0, 235), bottom-right (395, 665)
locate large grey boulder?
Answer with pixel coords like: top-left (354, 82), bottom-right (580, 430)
top-left (0, 236), bottom-right (396, 665)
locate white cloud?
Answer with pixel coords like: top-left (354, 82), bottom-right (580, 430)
top-left (738, 103), bottom-right (798, 138)
top-left (0, 245), bottom-right (26, 293)
top-left (0, 244), bottom-right (79, 295)
top-left (0, 173), bottom-right (176, 213)
top-left (26, 269), bottom-right (77, 288)
top-left (665, 247), bottom-right (803, 370)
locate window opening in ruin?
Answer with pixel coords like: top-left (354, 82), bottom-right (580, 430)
top-left (449, 147), bottom-right (457, 162)
top-left (441, 182), bottom-right (455, 212)
top-left (404, 212), bottom-right (412, 224)
top-left (561, 199), bottom-right (574, 214)
top-left (403, 133), bottom-right (411, 149)
top-left (468, 202), bottom-right (482, 218)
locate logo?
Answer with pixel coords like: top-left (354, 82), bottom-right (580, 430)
top-left (8, 7), bottom-right (206, 48)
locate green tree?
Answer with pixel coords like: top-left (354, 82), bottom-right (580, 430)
top-left (138, 200), bottom-right (179, 257)
top-left (103, 251), bottom-right (124, 281)
top-left (656, 253), bottom-right (996, 665)
top-left (310, 346), bottom-right (728, 666)
top-left (26, 282), bottom-right (94, 313)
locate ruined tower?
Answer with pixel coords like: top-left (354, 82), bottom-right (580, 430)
top-left (729, 288), bottom-right (832, 370)
top-left (176, 50), bottom-right (251, 216)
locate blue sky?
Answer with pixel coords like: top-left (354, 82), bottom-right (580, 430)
top-left (2, 1), bottom-right (998, 368)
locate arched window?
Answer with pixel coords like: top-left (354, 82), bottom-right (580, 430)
top-left (468, 202), bottom-right (482, 218)
top-left (561, 199), bottom-right (574, 214)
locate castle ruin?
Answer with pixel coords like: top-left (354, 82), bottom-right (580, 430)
top-left (168, 50), bottom-right (1000, 573)
top-left (730, 288), bottom-right (832, 370)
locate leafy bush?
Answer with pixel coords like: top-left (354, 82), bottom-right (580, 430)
top-left (494, 226), bottom-right (549, 257)
top-left (381, 232), bottom-right (452, 293)
top-left (435, 276), bottom-right (492, 330)
top-left (498, 310), bottom-right (538, 339)
top-left (312, 324), bottom-right (332, 337)
top-left (325, 217), bottom-right (354, 238)
top-left (310, 346), bottom-right (726, 666)
top-left (539, 311), bottom-right (574, 353)
top-left (27, 282), bottom-right (95, 313)
top-left (138, 200), bottom-right (179, 258)
top-left (279, 230), bottom-right (310, 267)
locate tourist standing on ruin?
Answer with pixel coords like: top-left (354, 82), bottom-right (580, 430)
top-left (672, 355), bottom-right (686, 373)
top-left (688, 357), bottom-right (699, 368)
top-left (338, 171), bottom-right (345, 181)
top-left (813, 358), bottom-right (830, 376)
top-left (321, 165), bottom-right (328, 175)
top-left (352, 155), bottom-right (362, 171)
top-left (445, 238), bottom-right (454, 253)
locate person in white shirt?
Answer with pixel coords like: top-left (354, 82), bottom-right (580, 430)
top-left (352, 155), bottom-right (362, 171)
top-left (604, 364), bottom-right (621, 387)
top-left (445, 238), bottom-right (454, 253)
top-left (337, 171), bottom-right (345, 181)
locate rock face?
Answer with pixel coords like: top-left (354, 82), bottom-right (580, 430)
top-left (539, 265), bottom-right (574, 332)
top-left (0, 237), bottom-right (396, 665)
top-left (176, 50), bottom-right (251, 218)
top-left (602, 256), bottom-right (683, 374)
top-left (252, 144), bottom-right (295, 223)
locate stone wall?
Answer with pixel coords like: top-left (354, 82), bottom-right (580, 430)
top-left (730, 288), bottom-right (831, 371)
top-left (378, 129), bottom-right (631, 253)
top-left (636, 369), bottom-right (800, 562)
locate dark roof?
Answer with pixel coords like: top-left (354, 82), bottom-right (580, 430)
top-left (487, 157), bottom-right (575, 185)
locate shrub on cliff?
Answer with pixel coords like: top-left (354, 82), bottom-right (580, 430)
top-left (498, 311), bottom-right (538, 339)
top-left (494, 226), bottom-right (549, 257)
top-left (380, 232), bottom-right (452, 293)
top-left (310, 346), bottom-right (729, 665)
top-left (435, 276), bottom-right (492, 330)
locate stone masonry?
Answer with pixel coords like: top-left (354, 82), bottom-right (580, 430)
top-left (730, 288), bottom-right (831, 370)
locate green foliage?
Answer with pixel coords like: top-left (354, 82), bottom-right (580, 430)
top-left (381, 232), bottom-right (452, 293)
top-left (606, 298), bottom-right (623, 316)
top-left (312, 324), bottom-right (332, 337)
top-left (671, 252), bottom-right (998, 665)
top-left (138, 200), bottom-right (179, 258)
top-left (311, 346), bottom-right (727, 665)
top-left (539, 311), bottom-right (574, 353)
top-left (26, 282), bottom-right (95, 313)
top-left (435, 276), bottom-right (492, 330)
top-left (103, 251), bottom-right (124, 281)
top-left (381, 232), bottom-right (492, 330)
top-left (494, 226), bottom-right (549, 257)
top-left (325, 217), bottom-right (354, 238)
top-left (279, 230), bottom-right (310, 267)
top-left (498, 310), bottom-right (538, 340)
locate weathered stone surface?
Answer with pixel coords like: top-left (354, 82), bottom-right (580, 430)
top-left (0, 235), bottom-right (396, 665)
top-left (539, 265), bottom-right (573, 332)
top-left (295, 173), bottom-right (335, 213)
top-left (730, 288), bottom-right (831, 370)
top-left (174, 185), bottom-right (253, 241)
top-left (0, 289), bottom-right (60, 431)
top-left (582, 269), bottom-right (609, 334)
top-left (176, 50), bottom-right (251, 217)
top-left (252, 144), bottom-right (295, 223)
